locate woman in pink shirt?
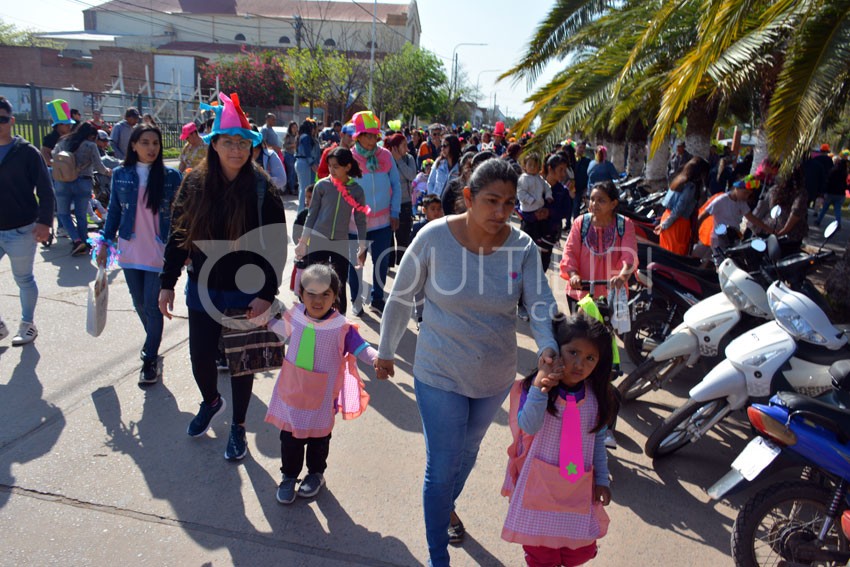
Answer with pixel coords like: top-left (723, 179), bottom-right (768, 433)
top-left (560, 181), bottom-right (637, 313)
top-left (96, 125), bottom-right (182, 384)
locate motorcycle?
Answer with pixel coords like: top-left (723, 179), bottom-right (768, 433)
top-left (707, 369), bottom-right (850, 566)
top-left (619, 222), bottom-right (838, 402)
top-left (643, 279), bottom-right (850, 459)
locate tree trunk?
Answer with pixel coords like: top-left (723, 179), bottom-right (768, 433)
top-left (627, 142), bottom-right (647, 177)
top-left (646, 136), bottom-right (671, 192)
top-left (609, 142), bottom-right (627, 172)
top-left (685, 96), bottom-right (719, 160)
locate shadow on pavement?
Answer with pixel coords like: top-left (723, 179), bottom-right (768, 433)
top-left (0, 346), bottom-right (65, 509)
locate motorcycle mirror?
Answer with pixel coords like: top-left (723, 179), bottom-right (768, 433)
top-left (750, 238), bottom-right (767, 253)
top-left (770, 205), bottom-right (782, 220)
top-left (825, 220), bottom-right (839, 239)
top-left (715, 224), bottom-right (728, 236)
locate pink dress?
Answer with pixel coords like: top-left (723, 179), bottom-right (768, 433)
top-left (265, 304), bottom-right (375, 438)
top-left (502, 382), bottom-right (610, 549)
top-left (560, 215), bottom-right (638, 300)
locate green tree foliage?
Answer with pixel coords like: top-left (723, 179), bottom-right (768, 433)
top-left (372, 44), bottom-right (447, 123)
top-left (283, 47), bottom-right (354, 117)
top-left (200, 50), bottom-right (292, 108)
top-left (0, 19), bottom-right (64, 49)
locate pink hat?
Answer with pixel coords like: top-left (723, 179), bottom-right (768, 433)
top-left (493, 121), bottom-right (506, 137)
top-left (351, 111), bottom-right (381, 138)
top-left (180, 122), bottom-right (198, 141)
top-left (200, 92), bottom-right (262, 146)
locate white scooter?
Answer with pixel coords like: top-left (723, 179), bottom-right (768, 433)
top-left (618, 220), bottom-right (837, 403)
top-left (643, 278), bottom-right (850, 459)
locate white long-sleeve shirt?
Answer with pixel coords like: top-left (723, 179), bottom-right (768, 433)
top-left (517, 173), bottom-right (552, 213)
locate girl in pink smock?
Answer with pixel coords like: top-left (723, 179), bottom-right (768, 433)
top-left (559, 181), bottom-right (637, 314)
top-left (266, 264), bottom-right (377, 504)
top-left (502, 313), bottom-right (618, 567)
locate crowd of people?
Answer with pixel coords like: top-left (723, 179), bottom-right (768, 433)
top-left (3, 90), bottom-right (850, 566)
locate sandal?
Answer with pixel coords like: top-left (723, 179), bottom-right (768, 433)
top-left (448, 514), bottom-right (465, 544)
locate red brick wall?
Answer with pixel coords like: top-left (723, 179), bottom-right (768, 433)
top-left (0, 45), bottom-right (155, 93)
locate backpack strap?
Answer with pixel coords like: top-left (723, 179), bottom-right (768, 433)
top-left (616, 214), bottom-right (626, 237)
top-left (580, 213), bottom-right (592, 241)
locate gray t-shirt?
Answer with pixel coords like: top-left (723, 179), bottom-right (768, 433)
top-left (378, 218), bottom-right (559, 398)
top-left (261, 125), bottom-right (281, 149)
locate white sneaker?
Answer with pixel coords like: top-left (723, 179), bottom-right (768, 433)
top-left (604, 430), bottom-right (618, 449)
top-left (0, 319), bottom-right (8, 342)
top-left (11, 322), bottom-right (38, 346)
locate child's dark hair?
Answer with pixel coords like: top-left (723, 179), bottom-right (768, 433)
top-left (421, 193), bottom-right (441, 207)
top-left (522, 312), bottom-right (618, 432)
top-left (327, 146), bottom-right (362, 178)
top-left (305, 183), bottom-right (314, 195)
top-left (298, 263), bottom-right (341, 310)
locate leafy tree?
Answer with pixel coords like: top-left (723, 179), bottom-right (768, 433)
top-left (0, 19), bottom-right (63, 49)
top-left (200, 50), bottom-right (292, 108)
top-left (373, 45), bottom-right (448, 123)
top-left (283, 47), bottom-right (353, 118)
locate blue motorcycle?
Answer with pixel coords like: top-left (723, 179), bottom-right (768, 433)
top-left (709, 362), bottom-right (850, 566)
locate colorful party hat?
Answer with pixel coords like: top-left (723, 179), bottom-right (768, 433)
top-left (387, 119), bottom-right (401, 132)
top-left (351, 111), bottom-right (381, 138)
top-left (200, 92), bottom-right (262, 146)
top-left (46, 99), bottom-right (75, 126)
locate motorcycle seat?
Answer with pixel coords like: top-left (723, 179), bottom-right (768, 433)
top-left (775, 391), bottom-right (850, 443)
top-left (794, 342), bottom-right (850, 366)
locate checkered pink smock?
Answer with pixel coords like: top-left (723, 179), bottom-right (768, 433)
top-left (501, 381), bottom-right (610, 549)
top-left (265, 305), bottom-right (370, 438)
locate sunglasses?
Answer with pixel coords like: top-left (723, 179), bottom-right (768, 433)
top-left (0, 116), bottom-right (11, 124)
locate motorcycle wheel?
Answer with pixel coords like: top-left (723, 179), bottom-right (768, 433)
top-left (644, 398), bottom-right (728, 459)
top-left (731, 480), bottom-right (849, 567)
top-left (623, 307), bottom-right (679, 365)
top-left (617, 355), bottom-right (688, 403)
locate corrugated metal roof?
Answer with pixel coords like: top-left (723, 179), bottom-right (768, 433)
top-left (89, 0), bottom-right (412, 23)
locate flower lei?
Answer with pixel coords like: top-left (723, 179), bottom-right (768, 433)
top-left (332, 177), bottom-right (373, 216)
top-left (88, 233), bottom-right (120, 270)
top-left (734, 174), bottom-right (761, 191)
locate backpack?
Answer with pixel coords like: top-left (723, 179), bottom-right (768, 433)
top-left (580, 212), bottom-right (626, 241)
top-left (52, 148), bottom-right (79, 182)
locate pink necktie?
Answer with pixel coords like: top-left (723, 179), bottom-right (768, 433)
top-left (560, 395), bottom-right (585, 482)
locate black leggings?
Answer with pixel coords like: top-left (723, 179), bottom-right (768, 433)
top-left (280, 431), bottom-right (332, 477)
top-left (188, 308), bottom-right (254, 424)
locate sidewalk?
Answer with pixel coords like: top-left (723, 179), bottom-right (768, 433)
top-left (0, 196), bottom-right (765, 566)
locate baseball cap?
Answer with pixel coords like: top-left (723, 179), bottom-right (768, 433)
top-left (96, 130), bottom-right (109, 141)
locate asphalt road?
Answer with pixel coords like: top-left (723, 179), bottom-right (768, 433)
top-left (2, 194), bottom-right (840, 566)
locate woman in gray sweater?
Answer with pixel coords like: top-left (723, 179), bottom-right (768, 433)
top-left (376, 158), bottom-right (559, 567)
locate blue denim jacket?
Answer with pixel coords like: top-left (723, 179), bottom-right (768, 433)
top-left (101, 165), bottom-right (182, 243)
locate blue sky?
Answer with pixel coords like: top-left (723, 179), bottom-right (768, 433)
top-left (0, 0), bottom-right (560, 119)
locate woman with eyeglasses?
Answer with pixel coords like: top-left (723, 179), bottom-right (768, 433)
top-left (158, 93), bottom-right (287, 462)
top-left (426, 134), bottom-right (461, 201)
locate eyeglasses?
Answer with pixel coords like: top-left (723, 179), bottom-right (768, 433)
top-left (0, 116), bottom-right (11, 124)
top-left (218, 138), bottom-right (252, 152)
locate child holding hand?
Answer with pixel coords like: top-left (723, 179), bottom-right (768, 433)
top-left (502, 313), bottom-right (618, 567)
top-left (266, 264), bottom-right (378, 504)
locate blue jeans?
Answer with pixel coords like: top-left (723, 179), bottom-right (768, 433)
top-left (123, 268), bottom-right (163, 362)
top-left (348, 226), bottom-right (393, 305)
top-left (0, 222), bottom-right (38, 323)
top-left (295, 159), bottom-right (314, 213)
top-left (817, 193), bottom-right (845, 227)
top-left (283, 151), bottom-right (297, 194)
top-left (55, 178), bottom-right (92, 243)
top-left (414, 379), bottom-right (511, 567)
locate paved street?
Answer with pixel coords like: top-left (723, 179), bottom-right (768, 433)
top-left (2, 193), bottom-right (830, 566)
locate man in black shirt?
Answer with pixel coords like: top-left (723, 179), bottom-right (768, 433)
top-left (0, 95), bottom-right (54, 345)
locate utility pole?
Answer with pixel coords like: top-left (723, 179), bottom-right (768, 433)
top-left (368, 0), bottom-right (376, 109)
top-left (292, 15), bottom-right (303, 122)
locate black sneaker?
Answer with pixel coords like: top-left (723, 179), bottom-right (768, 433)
top-left (224, 423), bottom-right (247, 461)
top-left (216, 351), bottom-right (229, 371)
top-left (370, 299), bottom-right (386, 316)
top-left (187, 397), bottom-right (226, 437)
top-left (139, 358), bottom-right (159, 385)
top-left (276, 476), bottom-right (298, 504)
top-left (297, 473), bottom-right (325, 498)
top-left (71, 240), bottom-right (88, 256)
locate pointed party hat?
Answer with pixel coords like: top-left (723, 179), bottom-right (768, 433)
top-left (200, 92), bottom-right (262, 146)
top-left (46, 99), bottom-right (75, 126)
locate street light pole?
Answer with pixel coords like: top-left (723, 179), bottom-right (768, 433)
top-left (449, 43), bottom-right (487, 103)
top-left (292, 15), bottom-right (303, 122)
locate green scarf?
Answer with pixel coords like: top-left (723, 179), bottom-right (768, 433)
top-left (354, 141), bottom-right (379, 173)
